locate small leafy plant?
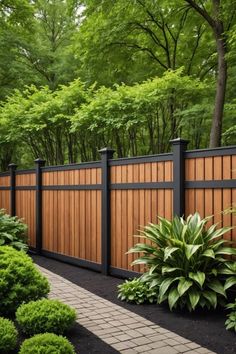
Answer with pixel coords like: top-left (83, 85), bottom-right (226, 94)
top-left (225, 299), bottom-right (236, 332)
top-left (19, 333), bottom-right (75, 354)
top-left (118, 278), bottom-right (158, 304)
top-left (128, 213), bottom-right (236, 311)
top-left (0, 246), bottom-right (50, 315)
top-left (16, 299), bottom-right (76, 336)
top-left (0, 209), bottom-right (28, 251)
top-left (0, 317), bottom-right (18, 352)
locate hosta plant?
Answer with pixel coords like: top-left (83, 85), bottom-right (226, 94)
top-left (118, 278), bottom-right (158, 304)
top-left (225, 299), bottom-right (236, 332)
top-left (0, 209), bottom-right (28, 251)
top-left (128, 213), bottom-right (236, 312)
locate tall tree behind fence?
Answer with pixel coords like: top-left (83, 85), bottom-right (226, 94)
top-left (0, 139), bottom-right (235, 278)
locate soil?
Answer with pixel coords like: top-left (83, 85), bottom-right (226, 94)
top-left (33, 255), bottom-right (236, 354)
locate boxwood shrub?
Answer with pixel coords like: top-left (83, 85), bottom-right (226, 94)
top-left (0, 209), bottom-right (28, 251)
top-left (19, 333), bottom-right (75, 354)
top-left (0, 317), bottom-right (18, 352)
top-left (16, 299), bottom-right (76, 335)
top-left (0, 246), bottom-right (50, 315)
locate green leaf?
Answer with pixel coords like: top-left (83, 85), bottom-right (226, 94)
top-left (215, 247), bottom-right (236, 256)
top-left (159, 278), bottom-right (178, 302)
top-left (188, 289), bottom-right (200, 310)
top-left (162, 266), bottom-right (182, 274)
top-left (203, 291), bottom-right (217, 308)
top-left (224, 277), bottom-right (236, 290)
top-left (168, 288), bottom-right (180, 311)
top-left (202, 249), bottom-right (215, 259)
top-left (189, 272), bottom-right (205, 288)
top-left (177, 278), bottom-right (193, 297)
top-left (207, 279), bottom-right (226, 297)
top-left (164, 247), bottom-right (179, 261)
top-left (185, 244), bottom-right (202, 260)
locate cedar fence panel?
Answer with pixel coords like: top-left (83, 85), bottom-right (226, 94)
top-left (0, 139), bottom-right (235, 278)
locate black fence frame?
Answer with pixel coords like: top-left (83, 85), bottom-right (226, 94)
top-left (0, 139), bottom-right (236, 278)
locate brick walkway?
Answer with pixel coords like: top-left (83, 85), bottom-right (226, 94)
top-left (38, 266), bottom-right (216, 354)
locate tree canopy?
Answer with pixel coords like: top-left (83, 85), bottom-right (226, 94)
top-left (0, 0), bottom-right (235, 169)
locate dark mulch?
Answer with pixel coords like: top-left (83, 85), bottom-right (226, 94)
top-left (33, 255), bottom-right (236, 354)
top-left (15, 320), bottom-right (118, 354)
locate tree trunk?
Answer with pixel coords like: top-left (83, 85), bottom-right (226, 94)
top-left (210, 30), bottom-right (227, 148)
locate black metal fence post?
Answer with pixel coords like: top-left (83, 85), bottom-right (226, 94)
top-left (99, 147), bottom-right (115, 275)
top-left (8, 163), bottom-right (17, 216)
top-left (35, 158), bottom-right (45, 254)
top-left (170, 138), bottom-right (189, 217)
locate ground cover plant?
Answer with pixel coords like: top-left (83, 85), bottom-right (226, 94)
top-left (0, 209), bottom-right (28, 251)
top-left (16, 299), bottom-right (76, 336)
top-left (0, 317), bottom-right (18, 352)
top-left (0, 246), bottom-right (50, 315)
top-left (19, 333), bottom-right (75, 354)
top-left (225, 299), bottom-right (236, 332)
top-left (121, 213), bottom-right (236, 311)
top-left (118, 278), bottom-right (158, 304)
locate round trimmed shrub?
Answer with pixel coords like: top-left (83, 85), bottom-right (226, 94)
top-left (0, 246), bottom-right (50, 315)
top-left (0, 317), bottom-right (18, 352)
top-left (16, 299), bottom-right (77, 335)
top-left (19, 333), bottom-right (75, 354)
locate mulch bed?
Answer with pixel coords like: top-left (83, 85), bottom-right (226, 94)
top-left (33, 255), bottom-right (236, 354)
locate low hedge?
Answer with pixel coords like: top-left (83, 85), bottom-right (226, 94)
top-left (16, 299), bottom-right (76, 335)
top-left (0, 246), bottom-right (50, 315)
top-left (19, 333), bottom-right (75, 354)
top-left (0, 317), bottom-right (18, 352)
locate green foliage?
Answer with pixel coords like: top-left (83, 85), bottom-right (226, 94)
top-left (128, 213), bottom-right (236, 311)
top-left (117, 278), bottom-right (158, 304)
top-left (0, 209), bottom-right (28, 251)
top-left (16, 299), bottom-right (76, 336)
top-left (0, 317), bottom-right (18, 353)
top-left (0, 246), bottom-right (50, 315)
top-left (225, 299), bottom-right (236, 332)
top-left (19, 333), bottom-right (75, 354)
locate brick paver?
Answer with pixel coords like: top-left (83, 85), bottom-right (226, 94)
top-left (38, 266), bottom-right (216, 354)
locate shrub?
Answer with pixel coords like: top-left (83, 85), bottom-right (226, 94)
top-left (0, 246), bottom-right (50, 315)
top-left (16, 299), bottom-right (76, 336)
top-left (225, 299), bottom-right (236, 332)
top-left (128, 213), bottom-right (236, 311)
top-left (0, 209), bottom-right (28, 251)
top-left (19, 333), bottom-right (75, 354)
top-left (118, 278), bottom-right (158, 304)
top-left (0, 317), bottom-right (18, 352)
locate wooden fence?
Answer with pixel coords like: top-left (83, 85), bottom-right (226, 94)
top-left (0, 139), bottom-right (235, 278)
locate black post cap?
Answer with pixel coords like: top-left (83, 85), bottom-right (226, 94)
top-left (8, 163), bottom-right (17, 170)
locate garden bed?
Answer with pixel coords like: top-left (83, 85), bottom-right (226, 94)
top-left (33, 255), bottom-right (236, 354)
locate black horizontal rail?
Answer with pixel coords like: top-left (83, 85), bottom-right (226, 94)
top-left (185, 180), bottom-right (236, 189)
top-left (42, 161), bottom-right (101, 172)
top-left (109, 153), bottom-right (173, 166)
top-left (41, 250), bottom-right (101, 272)
top-left (0, 186), bottom-right (10, 190)
top-left (185, 145), bottom-right (236, 158)
top-left (15, 169), bottom-right (35, 175)
top-left (110, 182), bottom-right (173, 190)
top-left (42, 184), bottom-right (101, 191)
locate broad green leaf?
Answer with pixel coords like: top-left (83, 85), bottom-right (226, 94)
top-left (162, 266), bottom-right (182, 274)
top-left (202, 249), bottom-right (215, 259)
top-left (207, 279), bottom-right (226, 297)
top-left (189, 272), bottom-right (205, 288)
top-left (188, 289), bottom-right (200, 310)
top-left (159, 277), bottom-right (178, 301)
top-left (215, 247), bottom-right (236, 256)
top-left (224, 276), bottom-right (236, 290)
top-left (185, 244), bottom-right (202, 260)
top-left (164, 247), bottom-right (179, 261)
top-left (177, 278), bottom-right (193, 297)
top-left (203, 291), bottom-right (217, 308)
top-left (168, 288), bottom-right (180, 311)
